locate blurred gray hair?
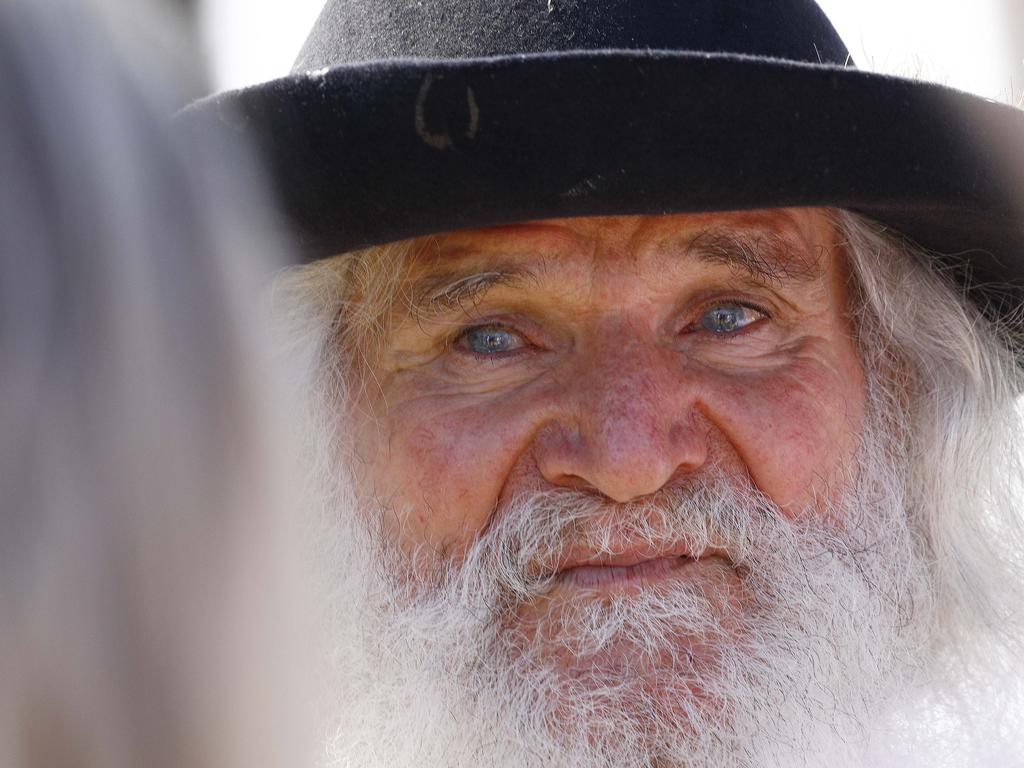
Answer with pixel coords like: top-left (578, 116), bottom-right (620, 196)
top-left (0, 1), bottom-right (309, 767)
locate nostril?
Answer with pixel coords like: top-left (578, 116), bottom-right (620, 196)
top-left (546, 472), bottom-right (601, 494)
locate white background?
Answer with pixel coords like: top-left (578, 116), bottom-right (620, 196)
top-left (199, 0), bottom-right (1022, 104)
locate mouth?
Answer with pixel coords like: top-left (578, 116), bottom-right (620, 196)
top-left (550, 545), bottom-right (733, 592)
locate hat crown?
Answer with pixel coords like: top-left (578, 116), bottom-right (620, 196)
top-left (293, 0), bottom-right (852, 73)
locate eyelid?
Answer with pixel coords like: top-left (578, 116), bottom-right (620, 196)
top-left (699, 298), bottom-right (771, 317)
top-left (700, 296), bottom-right (770, 315)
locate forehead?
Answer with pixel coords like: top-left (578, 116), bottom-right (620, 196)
top-left (401, 208), bottom-right (840, 305)
top-left (408, 208), bottom-right (836, 273)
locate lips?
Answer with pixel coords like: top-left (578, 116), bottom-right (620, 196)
top-left (549, 544), bottom-right (732, 590)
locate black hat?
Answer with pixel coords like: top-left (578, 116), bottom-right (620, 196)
top-left (185, 0), bottom-right (1024, 303)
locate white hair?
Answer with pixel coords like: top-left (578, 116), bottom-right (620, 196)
top-left (276, 209), bottom-right (1024, 766)
top-left (837, 210), bottom-right (1024, 650)
top-left (834, 211), bottom-right (1024, 762)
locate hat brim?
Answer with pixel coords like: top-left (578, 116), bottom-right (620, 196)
top-left (184, 49), bottom-right (1024, 300)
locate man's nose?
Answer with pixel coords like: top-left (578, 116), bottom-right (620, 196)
top-left (535, 336), bottom-right (708, 503)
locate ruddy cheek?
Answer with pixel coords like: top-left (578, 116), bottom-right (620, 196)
top-left (379, 400), bottom-right (531, 551)
top-left (703, 367), bottom-right (861, 511)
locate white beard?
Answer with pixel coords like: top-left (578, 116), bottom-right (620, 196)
top-left (306, 405), bottom-right (945, 768)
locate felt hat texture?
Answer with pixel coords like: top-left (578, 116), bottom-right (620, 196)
top-left (186, 0), bottom-right (1024, 306)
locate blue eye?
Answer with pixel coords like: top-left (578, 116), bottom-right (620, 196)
top-left (460, 326), bottom-right (524, 354)
top-left (698, 304), bottom-right (764, 334)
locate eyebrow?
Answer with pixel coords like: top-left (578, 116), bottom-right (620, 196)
top-left (402, 263), bottom-right (536, 319)
top-left (685, 228), bottom-right (826, 285)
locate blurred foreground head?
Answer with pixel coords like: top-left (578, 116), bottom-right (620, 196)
top-left (0, 2), bottom-right (307, 767)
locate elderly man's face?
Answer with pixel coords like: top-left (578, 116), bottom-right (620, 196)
top-left (333, 208), bottom-right (929, 761)
top-left (355, 206), bottom-right (863, 548)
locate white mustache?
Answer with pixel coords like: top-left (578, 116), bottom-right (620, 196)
top-left (442, 475), bottom-right (808, 607)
